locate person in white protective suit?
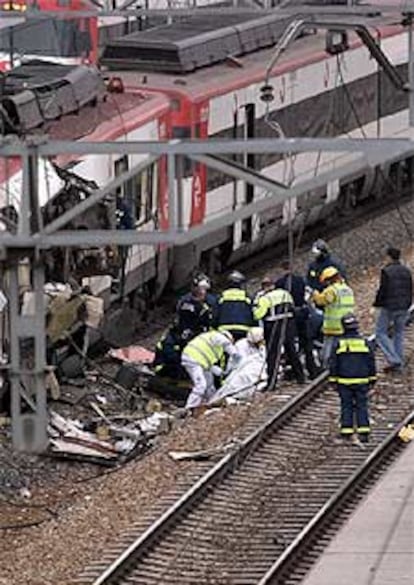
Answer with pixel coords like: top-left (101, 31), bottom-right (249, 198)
top-left (210, 327), bottom-right (268, 404)
top-left (234, 326), bottom-right (266, 360)
top-left (181, 329), bottom-right (238, 409)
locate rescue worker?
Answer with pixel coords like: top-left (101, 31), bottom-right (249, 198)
top-left (254, 286), bottom-right (305, 386)
top-left (153, 325), bottom-right (186, 380)
top-left (181, 329), bottom-right (238, 409)
top-left (253, 275), bottom-right (274, 303)
top-left (234, 326), bottom-right (266, 360)
top-left (307, 239), bottom-right (347, 292)
top-left (329, 313), bottom-right (376, 443)
top-left (275, 261), bottom-right (319, 379)
top-left (215, 270), bottom-right (254, 341)
top-left (176, 274), bottom-right (213, 340)
top-left (312, 266), bottom-right (355, 367)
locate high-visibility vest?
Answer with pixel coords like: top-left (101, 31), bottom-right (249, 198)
top-left (253, 288), bottom-right (294, 321)
top-left (183, 331), bottom-right (224, 370)
top-left (329, 336), bottom-right (377, 386)
top-left (323, 282), bottom-right (355, 335)
top-left (217, 288), bottom-right (253, 333)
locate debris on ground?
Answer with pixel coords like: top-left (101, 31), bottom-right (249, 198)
top-left (48, 408), bottom-right (173, 465)
top-left (168, 441), bottom-right (238, 461)
top-left (398, 424), bottom-right (414, 442)
top-left (109, 345), bottom-right (155, 364)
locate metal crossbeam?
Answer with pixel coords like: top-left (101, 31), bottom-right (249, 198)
top-left (1, 137), bottom-right (414, 157)
top-left (0, 5), bottom-right (413, 18)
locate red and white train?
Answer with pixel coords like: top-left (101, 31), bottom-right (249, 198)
top-left (0, 9), bottom-right (413, 312)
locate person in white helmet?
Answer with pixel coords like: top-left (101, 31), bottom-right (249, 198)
top-left (210, 327), bottom-right (267, 404)
top-left (235, 326), bottom-right (266, 360)
top-left (181, 329), bottom-right (238, 409)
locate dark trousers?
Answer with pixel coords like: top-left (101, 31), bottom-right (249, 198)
top-left (337, 383), bottom-right (370, 435)
top-left (264, 319), bottom-right (304, 385)
top-left (295, 310), bottom-right (319, 379)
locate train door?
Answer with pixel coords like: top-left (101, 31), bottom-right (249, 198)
top-left (190, 101), bottom-right (208, 226)
top-left (232, 102), bottom-right (256, 250)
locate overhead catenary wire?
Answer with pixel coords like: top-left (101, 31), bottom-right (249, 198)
top-left (336, 53), bottom-right (413, 241)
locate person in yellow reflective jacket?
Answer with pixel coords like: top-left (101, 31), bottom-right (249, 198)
top-left (181, 329), bottom-right (238, 409)
top-left (312, 266), bottom-right (355, 367)
top-left (254, 286), bottom-right (305, 386)
top-left (329, 313), bottom-right (376, 443)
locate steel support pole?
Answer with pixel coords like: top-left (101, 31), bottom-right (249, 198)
top-left (9, 260), bottom-right (48, 452)
top-left (409, 15), bottom-right (414, 127)
top-left (9, 150), bottom-right (48, 452)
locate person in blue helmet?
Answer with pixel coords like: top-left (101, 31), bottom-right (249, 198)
top-left (307, 239), bottom-right (347, 292)
top-left (215, 270), bottom-right (255, 342)
top-left (176, 273), bottom-right (214, 341)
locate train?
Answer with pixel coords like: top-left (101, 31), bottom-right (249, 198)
top-left (0, 0), bottom-right (233, 70)
top-left (0, 8), bottom-right (413, 318)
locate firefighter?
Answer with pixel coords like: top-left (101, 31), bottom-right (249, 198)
top-left (254, 286), bottom-right (305, 386)
top-left (181, 329), bottom-right (238, 409)
top-left (307, 239), bottom-right (347, 292)
top-left (329, 313), bottom-right (376, 443)
top-left (312, 266), bottom-right (355, 367)
top-left (176, 274), bottom-right (213, 340)
top-left (153, 325), bottom-right (186, 380)
top-left (216, 270), bottom-right (255, 341)
top-left (253, 275), bottom-right (274, 303)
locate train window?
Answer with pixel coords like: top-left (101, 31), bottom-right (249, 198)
top-left (0, 17), bottom-right (91, 57)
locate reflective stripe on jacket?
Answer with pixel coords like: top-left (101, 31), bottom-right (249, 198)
top-left (253, 288), bottom-right (294, 321)
top-left (216, 288), bottom-right (254, 332)
top-left (329, 334), bottom-right (377, 385)
top-left (314, 282), bottom-right (355, 335)
top-left (182, 331), bottom-right (225, 369)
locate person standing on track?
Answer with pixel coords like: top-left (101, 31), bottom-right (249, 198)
top-left (215, 270), bottom-right (255, 341)
top-left (374, 246), bottom-right (413, 373)
top-left (181, 329), bottom-right (238, 409)
top-left (275, 260), bottom-right (320, 379)
top-left (329, 313), bottom-right (376, 443)
top-left (307, 239), bottom-right (347, 292)
top-left (254, 285), bottom-right (305, 386)
top-left (312, 266), bottom-right (355, 367)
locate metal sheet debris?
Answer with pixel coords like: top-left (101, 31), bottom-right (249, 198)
top-left (109, 345), bottom-right (155, 364)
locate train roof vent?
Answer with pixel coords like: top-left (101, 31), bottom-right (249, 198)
top-left (0, 60), bottom-right (105, 134)
top-left (101, 13), bottom-right (294, 73)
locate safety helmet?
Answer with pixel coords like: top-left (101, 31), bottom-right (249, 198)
top-left (227, 270), bottom-right (246, 287)
top-left (220, 330), bottom-right (234, 343)
top-left (311, 239), bottom-right (330, 259)
top-left (247, 327), bottom-right (265, 346)
top-left (341, 313), bottom-right (359, 331)
top-left (319, 266), bottom-right (339, 283)
top-left (192, 273), bottom-right (211, 290)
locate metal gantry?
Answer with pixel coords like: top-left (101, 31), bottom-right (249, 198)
top-left (1, 135), bottom-right (414, 451)
top-left (2, 0), bottom-right (414, 451)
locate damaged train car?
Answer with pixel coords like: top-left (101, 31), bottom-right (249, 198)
top-left (1, 9), bottom-right (414, 326)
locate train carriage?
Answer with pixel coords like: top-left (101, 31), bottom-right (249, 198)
top-left (0, 60), bottom-right (171, 307)
top-left (103, 11), bottom-right (413, 284)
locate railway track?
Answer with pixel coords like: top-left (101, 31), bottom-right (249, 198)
top-left (75, 333), bottom-right (414, 585)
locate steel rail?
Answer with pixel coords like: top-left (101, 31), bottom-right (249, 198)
top-left (257, 408), bottom-right (414, 585)
top-left (91, 370), bottom-right (328, 585)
